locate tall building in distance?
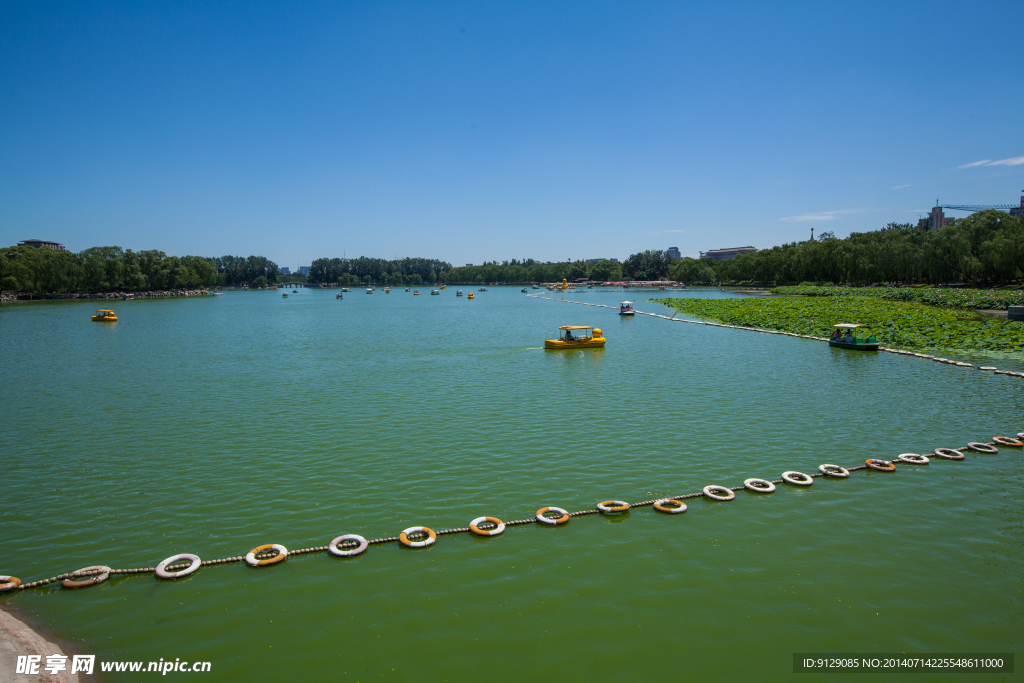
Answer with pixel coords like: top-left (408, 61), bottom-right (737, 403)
top-left (279, 266), bottom-right (291, 275)
top-left (700, 246), bottom-right (758, 260)
top-left (298, 266), bottom-right (310, 276)
top-left (667, 247), bottom-right (681, 260)
top-left (918, 203), bottom-right (954, 230)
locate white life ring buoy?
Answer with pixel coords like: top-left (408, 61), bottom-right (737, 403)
top-left (245, 544), bottom-right (288, 567)
top-left (535, 507), bottom-right (570, 525)
top-left (329, 534), bottom-right (368, 557)
top-left (743, 478), bottom-right (775, 493)
top-left (703, 485), bottom-right (735, 501)
top-left (782, 471), bottom-right (813, 486)
top-left (469, 517), bottom-right (505, 536)
top-left (966, 442), bottom-right (998, 454)
top-left (155, 553), bottom-right (201, 580)
top-left (61, 565), bottom-right (112, 588)
top-left (932, 448), bottom-right (965, 460)
top-left (897, 453), bottom-right (929, 465)
top-left (399, 526), bottom-right (436, 548)
top-left (652, 499), bottom-right (687, 514)
top-left (596, 500), bottom-right (630, 513)
top-left (818, 464), bottom-right (850, 478)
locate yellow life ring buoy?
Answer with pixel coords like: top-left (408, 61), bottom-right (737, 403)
top-left (399, 526), bottom-right (437, 548)
top-left (865, 459), bottom-right (896, 472)
top-left (596, 500), bottom-right (630, 513)
top-left (469, 517), bottom-right (505, 537)
top-left (535, 507), bottom-right (570, 525)
top-left (992, 436), bottom-right (1023, 447)
top-left (245, 544), bottom-right (288, 567)
top-left (652, 499), bottom-right (687, 514)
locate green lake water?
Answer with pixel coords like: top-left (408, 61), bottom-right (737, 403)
top-left (2, 287), bottom-right (1021, 681)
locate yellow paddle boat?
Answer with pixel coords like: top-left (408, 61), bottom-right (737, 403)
top-left (545, 326), bottom-right (605, 350)
top-left (92, 309), bottom-right (117, 322)
top-left (467, 293), bottom-right (474, 299)
top-left (413, 290), bottom-right (420, 295)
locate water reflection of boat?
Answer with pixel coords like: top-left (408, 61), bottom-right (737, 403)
top-left (92, 309), bottom-right (117, 322)
top-left (619, 301), bottom-right (634, 316)
top-left (828, 324), bottom-right (879, 351)
top-left (545, 326), bottom-right (605, 350)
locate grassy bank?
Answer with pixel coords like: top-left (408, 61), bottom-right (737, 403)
top-left (652, 296), bottom-right (1024, 360)
top-left (769, 286), bottom-right (1024, 310)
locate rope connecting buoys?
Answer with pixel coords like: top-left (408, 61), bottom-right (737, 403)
top-left (597, 500), bottom-right (630, 513)
top-left (782, 471), bottom-right (813, 486)
top-left (329, 534), bottom-right (368, 557)
top-left (61, 565), bottom-right (111, 588)
top-left (245, 544), bottom-right (288, 567)
top-left (9, 425), bottom-right (1022, 594)
top-left (653, 499), bottom-right (687, 514)
top-left (155, 554), bottom-right (200, 580)
top-left (966, 442), bottom-right (999, 454)
top-left (703, 485), bottom-right (735, 501)
top-left (992, 436), bottom-right (1023, 447)
top-left (743, 478), bottom-right (776, 493)
top-left (535, 507), bottom-right (570, 525)
top-left (399, 526), bottom-right (436, 548)
top-left (866, 459), bottom-right (896, 472)
top-left (469, 517), bottom-right (505, 536)
top-left (818, 464), bottom-right (850, 478)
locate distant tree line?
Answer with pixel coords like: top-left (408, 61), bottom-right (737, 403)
top-left (0, 245), bottom-right (220, 294)
top-left (0, 246), bottom-right (290, 294)
top-left (669, 211), bottom-right (1023, 285)
top-left (306, 257), bottom-right (452, 285)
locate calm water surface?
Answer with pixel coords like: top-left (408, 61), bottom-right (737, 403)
top-left (2, 287), bottom-right (1021, 681)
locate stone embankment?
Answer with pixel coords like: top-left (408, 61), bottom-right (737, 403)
top-left (0, 289), bottom-right (208, 303)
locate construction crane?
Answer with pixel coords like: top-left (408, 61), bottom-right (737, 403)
top-left (942, 203), bottom-right (1017, 211)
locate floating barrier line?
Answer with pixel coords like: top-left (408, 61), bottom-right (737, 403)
top-left (2, 434), bottom-right (1021, 593)
top-left (525, 294), bottom-right (1024, 377)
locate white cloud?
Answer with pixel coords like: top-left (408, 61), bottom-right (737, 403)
top-left (959, 156), bottom-right (1023, 168)
top-left (890, 184), bottom-right (912, 190)
top-left (988, 156), bottom-right (1024, 166)
top-left (780, 208), bottom-right (867, 222)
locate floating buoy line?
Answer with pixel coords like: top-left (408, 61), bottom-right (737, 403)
top-left (526, 294), bottom-right (1024, 377)
top-left (2, 434), bottom-right (1021, 594)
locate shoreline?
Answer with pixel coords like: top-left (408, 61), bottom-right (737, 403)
top-left (0, 606), bottom-right (87, 683)
top-left (1, 289), bottom-right (207, 303)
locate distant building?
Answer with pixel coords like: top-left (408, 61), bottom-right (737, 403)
top-left (584, 258), bottom-right (619, 264)
top-left (18, 239), bottom-right (66, 251)
top-left (667, 247), bottom-right (681, 260)
top-left (700, 246), bottom-right (758, 260)
top-left (298, 266), bottom-right (310, 276)
top-left (918, 205), bottom-right (953, 230)
top-left (1012, 195), bottom-right (1024, 217)
top-left (466, 264), bottom-right (474, 267)
top-left (279, 266), bottom-right (291, 275)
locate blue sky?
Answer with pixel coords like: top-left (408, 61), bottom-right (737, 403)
top-left (2, 1), bottom-right (1021, 266)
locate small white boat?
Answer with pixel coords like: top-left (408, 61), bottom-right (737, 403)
top-left (619, 301), bottom-right (634, 316)
top-left (456, 290), bottom-right (463, 297)
top-left (366, 288), bottom-right (373, 294)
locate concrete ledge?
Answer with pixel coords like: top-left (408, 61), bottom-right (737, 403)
top-left (0, 609), bottom-right (80, 682)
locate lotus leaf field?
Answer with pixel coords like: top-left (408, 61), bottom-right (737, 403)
top-left (652, 296), bottom-right (1024, 361)
top-left (769, 286), bottom-right (1024, 310)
